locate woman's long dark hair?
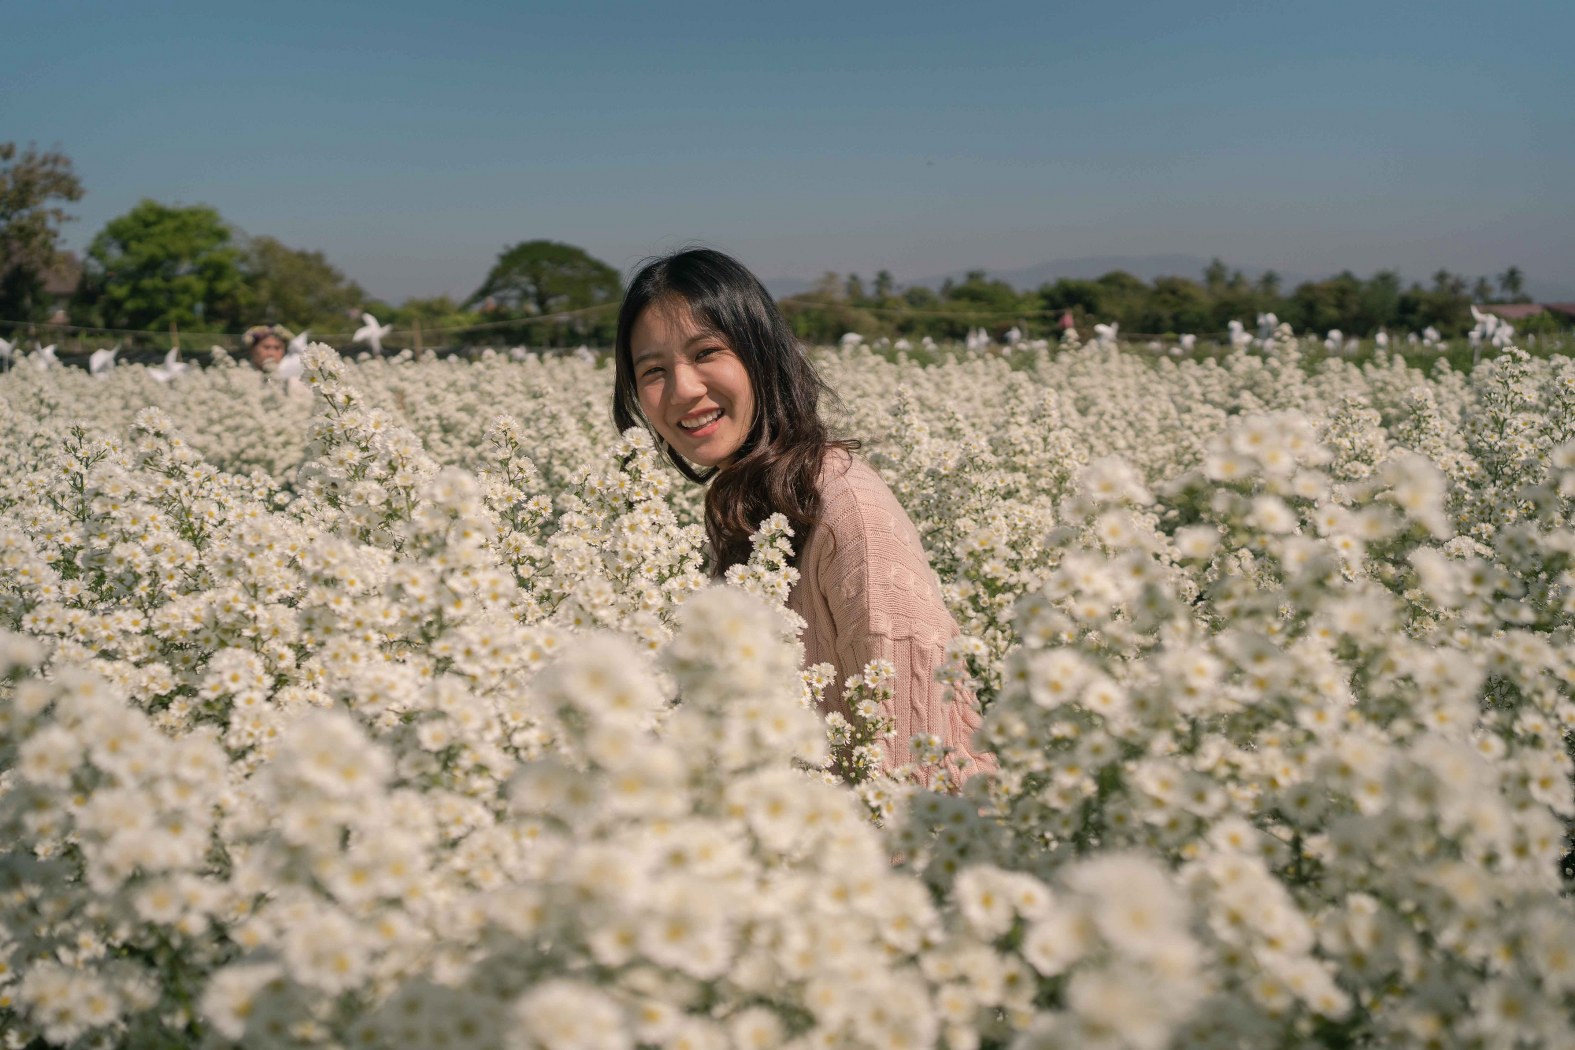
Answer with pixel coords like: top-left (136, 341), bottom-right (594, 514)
top-left (612, 248), bottom-right (857, 575)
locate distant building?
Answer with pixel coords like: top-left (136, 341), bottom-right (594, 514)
top-left (1475, 302), bottom-right (1575, 325)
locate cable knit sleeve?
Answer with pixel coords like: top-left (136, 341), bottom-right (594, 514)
top-left (810, 456), bottom-right (997, 788)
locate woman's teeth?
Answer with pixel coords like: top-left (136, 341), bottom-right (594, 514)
top-left (679, 409), bottom-right (722, 430)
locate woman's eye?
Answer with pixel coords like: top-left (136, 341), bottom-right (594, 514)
top-left (696, 347), bottom-right (721, 361)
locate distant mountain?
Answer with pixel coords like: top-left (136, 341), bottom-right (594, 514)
top-left (761, 276), bottom-right (819, 299)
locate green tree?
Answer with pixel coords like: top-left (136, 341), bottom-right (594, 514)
top-left (1288, 272), bottom-right (1364, 334)
top-left (468, 240), bottom-right (621, 346)
top-left (1431, 269), bottom-right (1466, 299)
top-left (1145, 276), bottom-right (1211, 334)
top-left (1397, 278), bottom-right (1470, 336)
top-left (240, 235), bottom-right (369, 332)
top-left (77, 200), bottom-right (245, 334)
top-left (873, 269), bottom-right (895, 302)
top-left (1037, 278), bottom-right (1102, 321)
top-left (1356, 270), bottom-right (1403, 332)
top-left (1497, 266), bottom-right (1526, 302)
top-left (1091, 270), bottom-right (1149, 329)
top-left (946, 271), bottom-right (1020, 312)
top-left (0, 142), bottom-right (85, 322)
top-left (1203, 257), bottom-right (1230, 296)
top-left (469, 240), bottom-right (619, 316)
top-left (780, 271), bottom-right (881, 345)
top-left (938, 270), bottom-right (1023, 339)
top-left (1471, 277), bottom-right (1494, 303)
top-left (389, 295), bottom-right (485, 347)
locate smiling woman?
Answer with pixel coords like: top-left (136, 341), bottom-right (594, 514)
top-left (628, 301), bottom-right (757, 469)
top-left (612, 248), bottom-right (995, 788)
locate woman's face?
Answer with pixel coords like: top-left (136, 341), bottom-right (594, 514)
top-left (250, 335), bottom-right (286, 370)
top-left (631, 300), bottom-right (756, 469)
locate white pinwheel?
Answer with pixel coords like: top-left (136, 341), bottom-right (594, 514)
top-left (1467, 309), bottom-right (1515, 353)
top-left (0, 335), bottom-right (12, 368)
top-left (33, 343), bottom-right (58, 370)
top-left (149, 346), bottom-right (192, 383)
top-left (1179, 333), bottom-right (1197, 353)
top-left (1227, 319), bottom-right (1252, 351)
top-left (89, 345), bottom-right (118, 376)
top-left (1092, 322), bottom-right (1118, 349)
top-left (276, 346), bottom-right (306, 381)
top-left (1374, 328), bottom-right (1389, 349)
top-left (288, 330), bottom-right (311, 355)
top-left (352, 313), bottom-right (392, 354)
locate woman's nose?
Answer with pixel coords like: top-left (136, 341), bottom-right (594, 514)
top-left (670, 362), bottom-right (705, 401)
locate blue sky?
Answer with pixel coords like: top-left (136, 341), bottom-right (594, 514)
top-left (8, 0), bottom-right (1573, 302)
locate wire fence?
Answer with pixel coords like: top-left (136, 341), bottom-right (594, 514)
top-left (0, 301), bottom-right (627, 359)
top-left (0, 299), bottom-right (1279, 362)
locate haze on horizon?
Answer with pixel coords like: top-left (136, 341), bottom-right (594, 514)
top-left (8, 0), bottom-right (1573, 304)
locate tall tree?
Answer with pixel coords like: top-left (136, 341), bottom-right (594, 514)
top-left (77, 201), bottom-right (246, 333)
top-left (240, 235), bottom-right (369, 330)
top-left (1203, 257), bottom-right (1230, 295)
top-left (1497, 266), bottom-right (1526, 302)
top-left (874, 269), bottom-right (895, 301)
top-left (469, 240), bottom-right (620, 316)
top-left (1146, 276), bottom-right (1211, 334)
top-left (1288, 271), bottom-right (1364, 334)
top-left (0, 142), bottom-right (85, 322)
top-left (1431, 269), bottom-right (1466, 299)
top-left (1356, 269), bottom-right (1403, 332)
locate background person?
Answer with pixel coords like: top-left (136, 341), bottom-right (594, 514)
top-left (612, 247), bottom-right (996, 789)
top-left (242, 324), bottom-right (293, 371)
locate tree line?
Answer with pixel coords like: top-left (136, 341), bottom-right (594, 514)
top-left (0, 144), bottom-right (621, 348)
top-left (0, 142), bottom-right (1558, 351)
top-left (782, 260), bottom-right (1550, 346)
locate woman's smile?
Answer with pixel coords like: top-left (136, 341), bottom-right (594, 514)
top-left (678, 407), bottom-right (724, 436)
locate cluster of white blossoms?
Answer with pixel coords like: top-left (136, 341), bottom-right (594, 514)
top-left (1, 337), bottom-right (1573, 1048)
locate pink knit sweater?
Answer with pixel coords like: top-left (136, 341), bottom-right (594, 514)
top-left (786, 449), bottom-right (997, 787)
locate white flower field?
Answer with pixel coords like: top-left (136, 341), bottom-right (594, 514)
top-left (1, 331), bottom-right (1573, 1049)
